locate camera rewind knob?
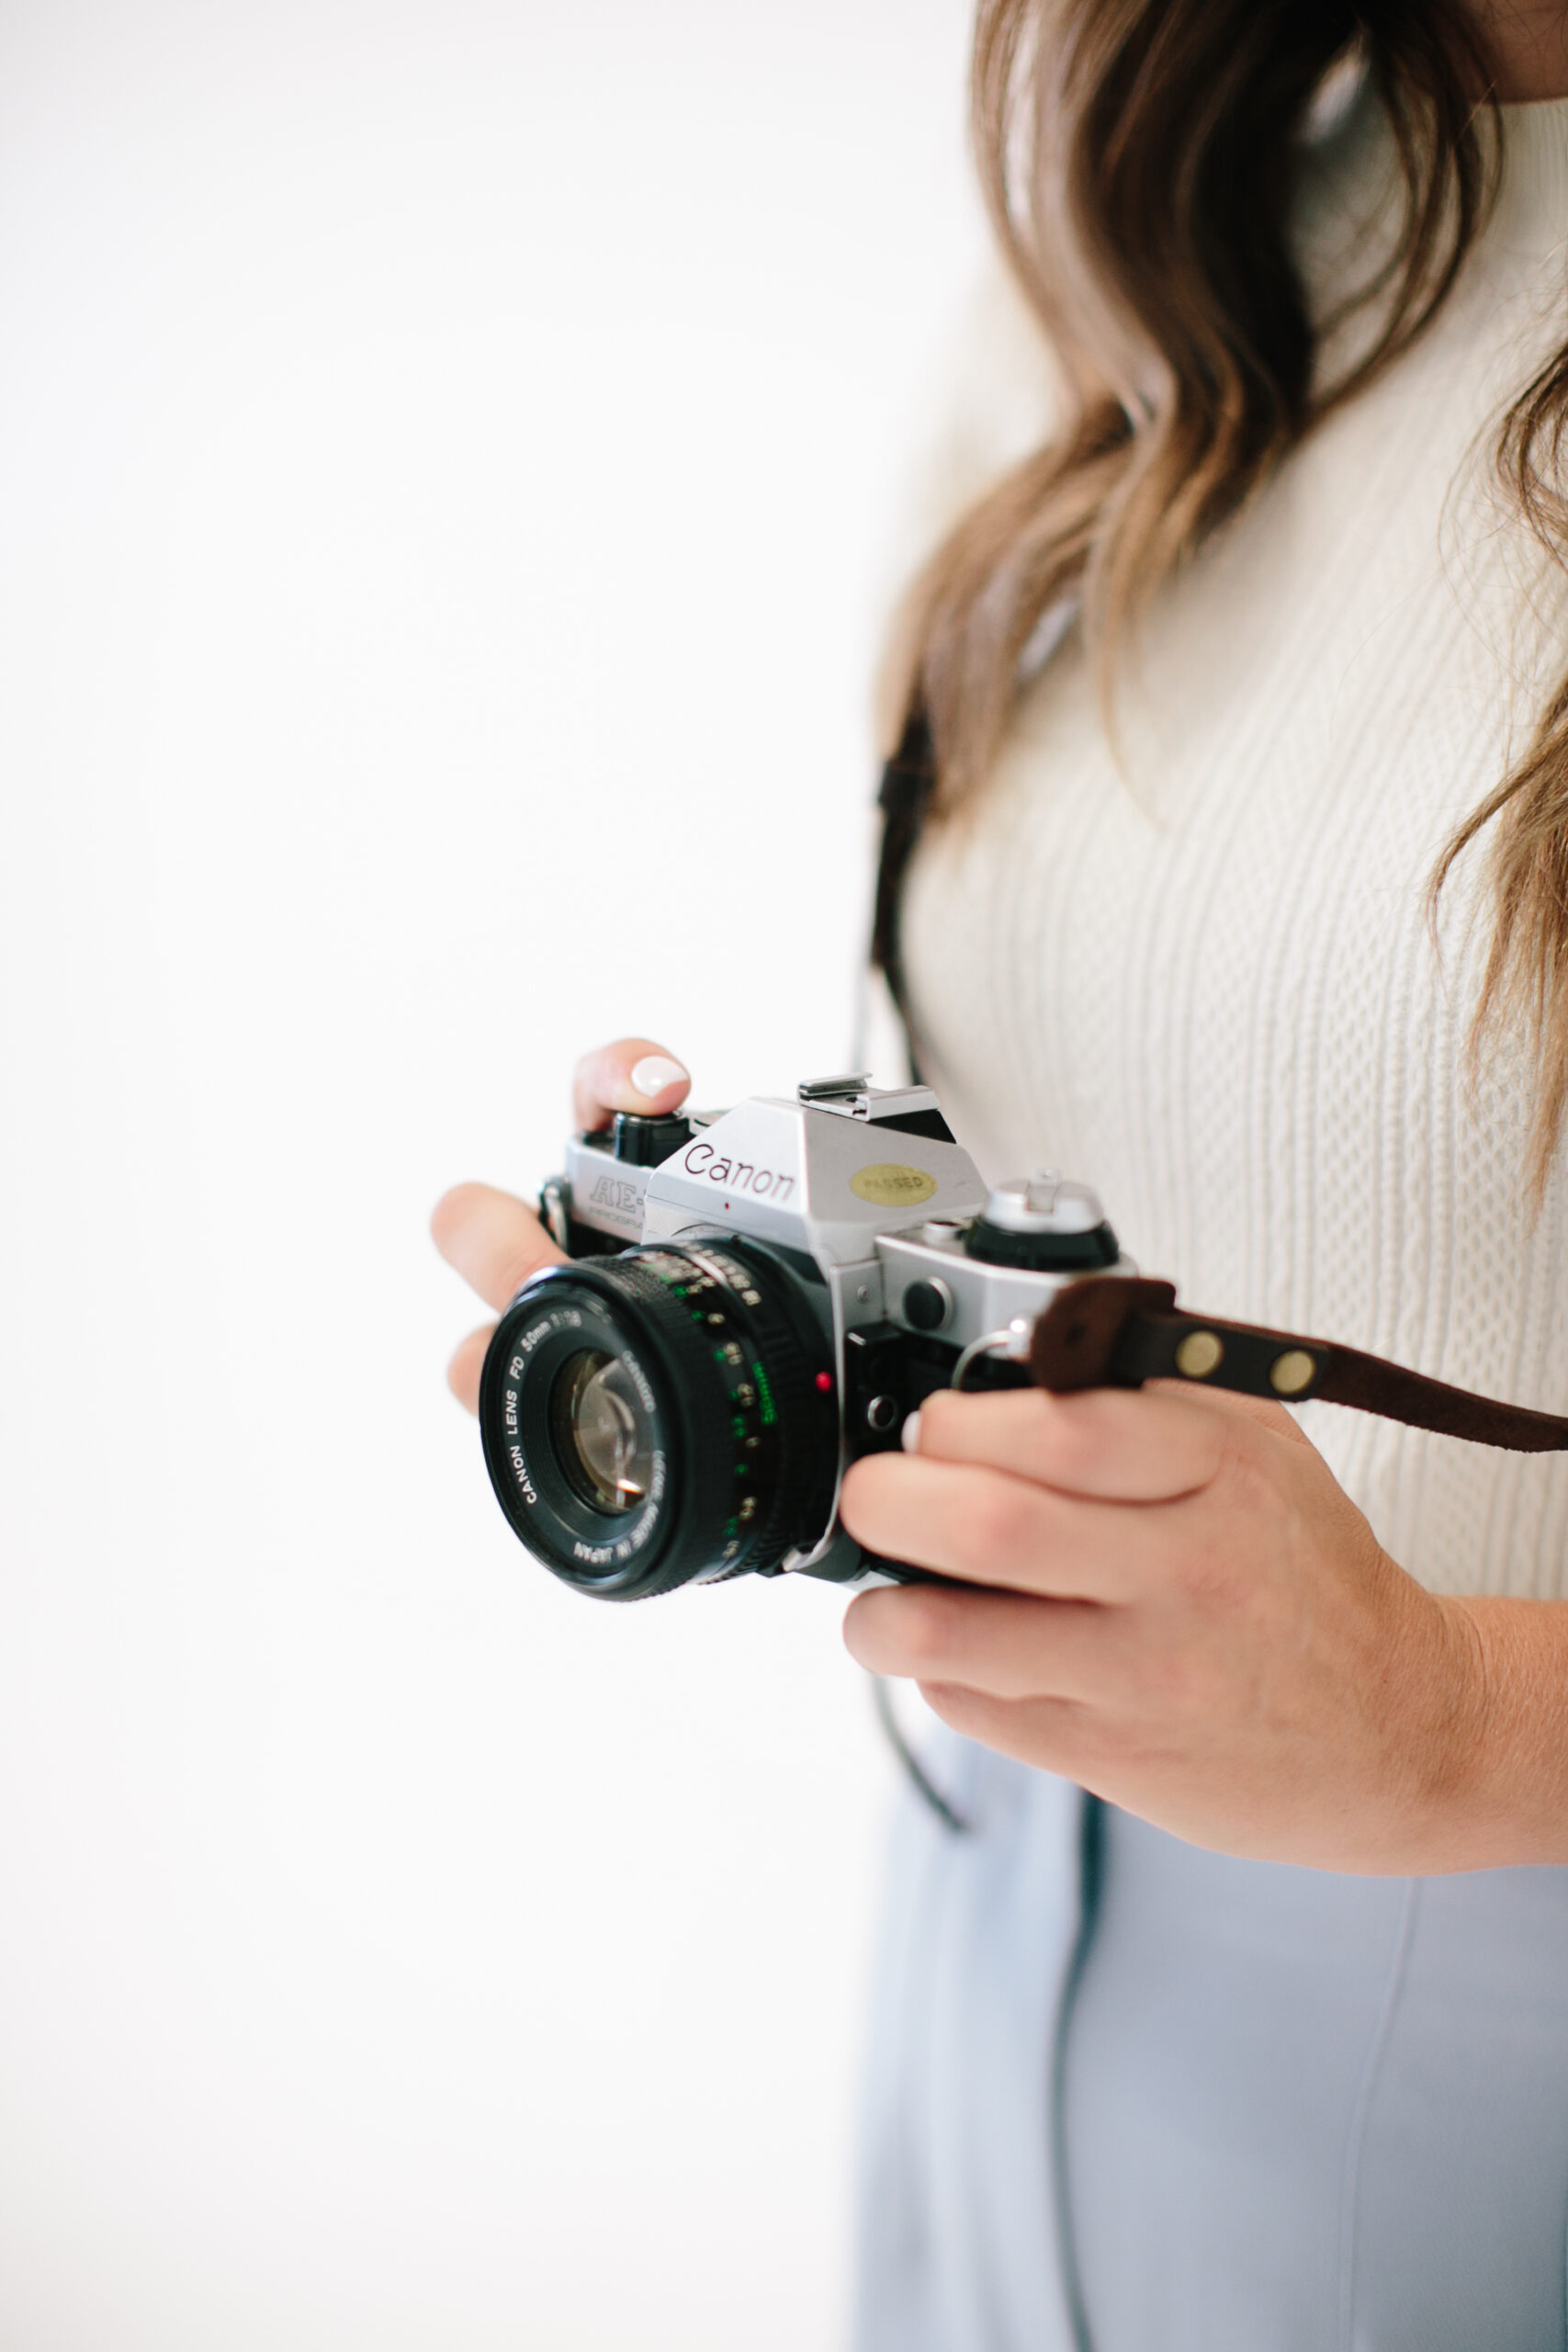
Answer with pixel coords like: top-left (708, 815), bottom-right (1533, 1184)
top-left (610, 1111), bottom-right (694, 1167)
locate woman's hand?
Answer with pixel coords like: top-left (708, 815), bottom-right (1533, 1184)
top-left (430, 1039), bottom-right (689, 1412)
top-left (838, 1380), bottom-right (1568, 1873)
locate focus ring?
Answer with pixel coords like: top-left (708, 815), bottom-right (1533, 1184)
top-left (677, 1242), bottom-right (832, 1577)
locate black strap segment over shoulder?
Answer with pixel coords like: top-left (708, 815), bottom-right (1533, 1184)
top-left (871, 700), bottom-right (936, 1053)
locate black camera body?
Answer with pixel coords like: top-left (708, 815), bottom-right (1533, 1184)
top-left (478, 1077), bottom-right (1133, 1600)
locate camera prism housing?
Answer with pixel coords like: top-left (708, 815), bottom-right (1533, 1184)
top-left (478, 1077), bottom-right (1134, 1600)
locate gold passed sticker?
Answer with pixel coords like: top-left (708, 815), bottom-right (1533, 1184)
top-left (849, 1163), bottom-right (939, 1208)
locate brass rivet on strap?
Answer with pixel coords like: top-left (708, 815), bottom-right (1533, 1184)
top-left (1269, 1348), bottom-right (1316, 1396)
top-left (1175, 1329), bottom-right (1224, 1379)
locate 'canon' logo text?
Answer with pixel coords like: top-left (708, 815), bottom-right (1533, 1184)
top-left (682, 1139), bottom-right (795, 1203)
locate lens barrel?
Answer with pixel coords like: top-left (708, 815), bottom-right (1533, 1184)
top-left (479, 1241), bottom-right (837, 1600)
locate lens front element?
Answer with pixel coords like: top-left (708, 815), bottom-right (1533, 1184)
top-left (552, 1349), bottom-right (656, 1512)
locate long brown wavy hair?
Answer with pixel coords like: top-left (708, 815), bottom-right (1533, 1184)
top-left (892, 0), bottom-right (1568, 1191)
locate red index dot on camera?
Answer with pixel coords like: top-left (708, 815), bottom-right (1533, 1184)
top-left (815, 1372), bottom-right (833, 1393)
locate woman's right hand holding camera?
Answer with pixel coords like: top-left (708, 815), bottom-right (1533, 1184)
top-left (430, 1039), bottom-right (690, 1412)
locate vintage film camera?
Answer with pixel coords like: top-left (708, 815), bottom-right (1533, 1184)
top-left (477, 1076), bottom-right (1135, 1600)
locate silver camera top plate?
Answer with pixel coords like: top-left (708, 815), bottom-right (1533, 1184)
top-left (637, 1090), bottom-right (988, 1266)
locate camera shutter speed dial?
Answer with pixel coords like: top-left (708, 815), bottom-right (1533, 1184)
top-left (964, 1172), bottom-right (1121, 1272)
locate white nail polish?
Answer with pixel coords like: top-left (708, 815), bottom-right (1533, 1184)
top-left (901, 1409), bottom-right (923, 1453)
top-left (629, 1054), bottom-right (688, 1101)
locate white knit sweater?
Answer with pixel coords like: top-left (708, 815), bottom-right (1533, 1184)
top-left (902, 96), bottom-right (1568, 1601)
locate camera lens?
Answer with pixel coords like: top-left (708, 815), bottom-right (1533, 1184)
top-left (479, 1242), bottom-right (837, 1600)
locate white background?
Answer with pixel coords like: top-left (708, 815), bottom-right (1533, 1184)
top-left (0, 3), bottom-right (990, 2346)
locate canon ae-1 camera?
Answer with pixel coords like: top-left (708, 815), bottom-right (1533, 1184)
top-left (477, 1076), bottom-right (1135, 1600)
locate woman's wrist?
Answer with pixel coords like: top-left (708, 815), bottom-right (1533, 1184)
top-left (1427, 1598), bottom-right (1568, 1871)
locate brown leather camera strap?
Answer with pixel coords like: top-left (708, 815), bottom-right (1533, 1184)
top-left (1028, 1275), bottom-right (1568, 1453)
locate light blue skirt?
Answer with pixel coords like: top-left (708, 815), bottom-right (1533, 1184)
top-left (855, 1736), bottom-right (1568, 2351)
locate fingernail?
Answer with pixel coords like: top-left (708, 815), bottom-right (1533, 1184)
top-left (629, 1054), bottom-right (688, 1100)
top-left (901, 1409), bottom-right (923, 1453)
